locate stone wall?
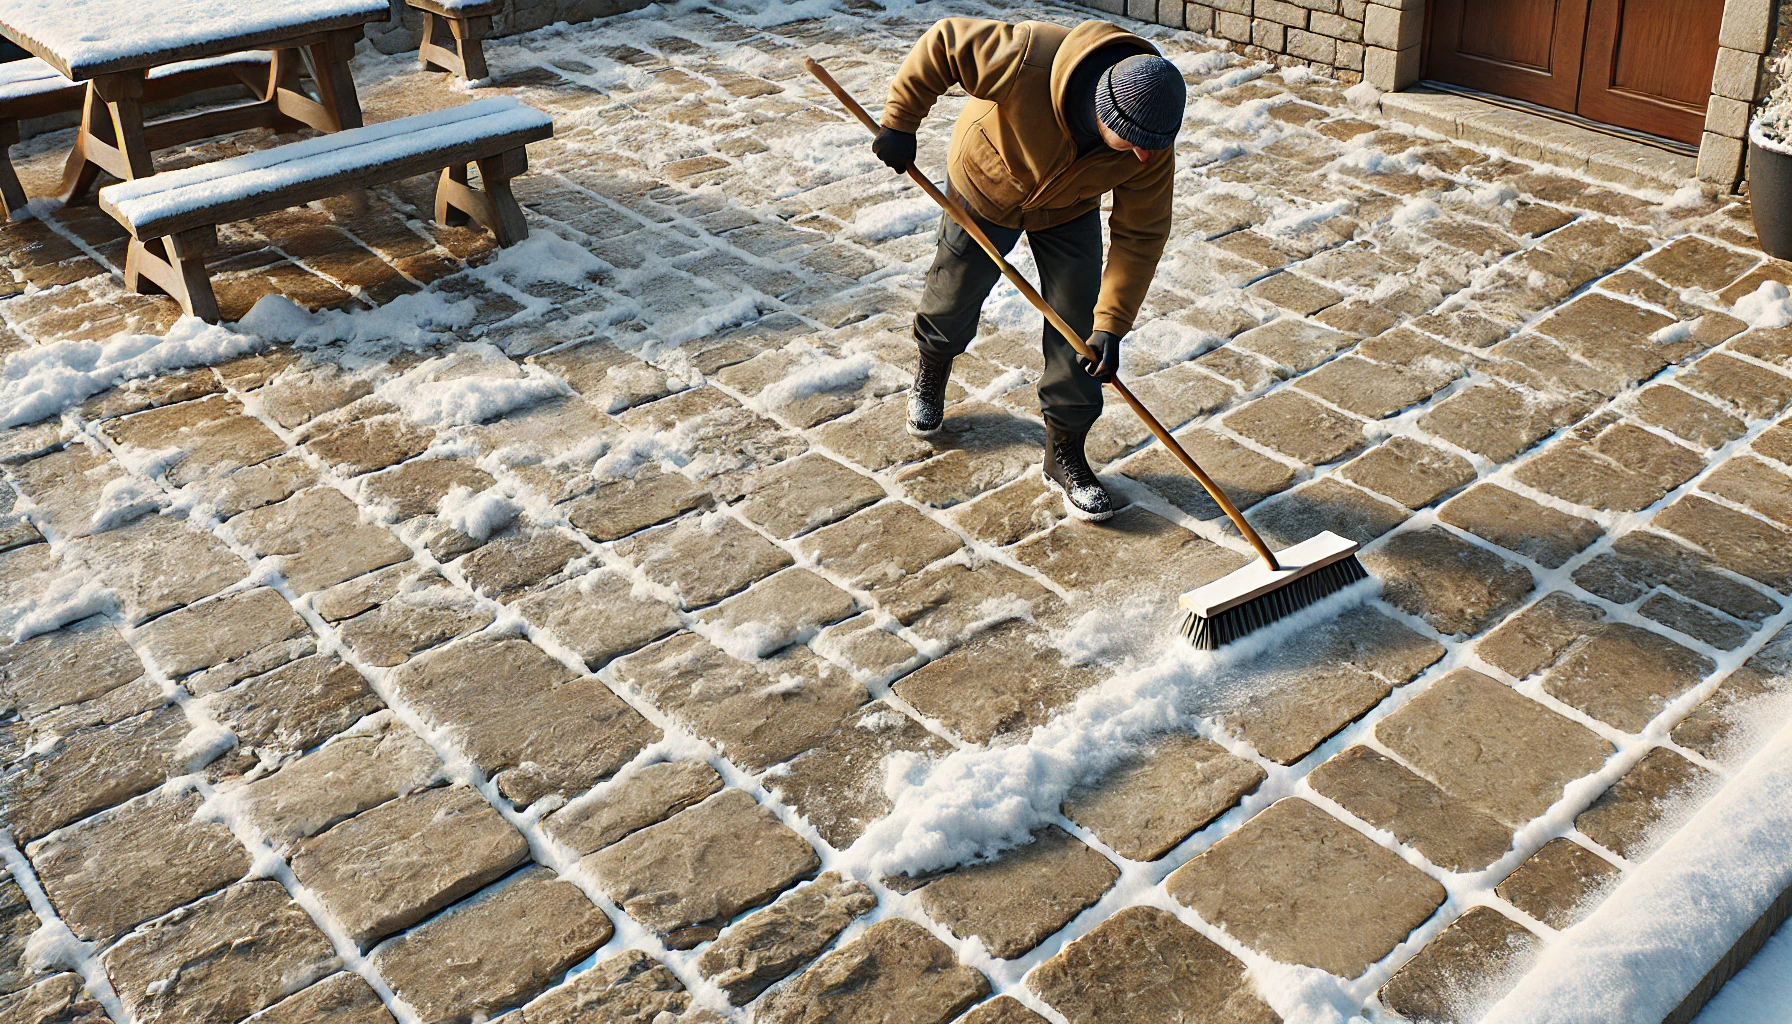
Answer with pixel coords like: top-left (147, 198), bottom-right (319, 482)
top-left (362, 0), bottom-right (657, 55)
top-left (1701, 0), bottom-right (1779, 185)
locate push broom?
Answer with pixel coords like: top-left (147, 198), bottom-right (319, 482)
top-left (805, 58), bottom-right (1369, 649)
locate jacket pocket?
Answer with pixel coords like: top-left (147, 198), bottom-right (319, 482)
top-left (963, 125), bottom-right (1029, 210)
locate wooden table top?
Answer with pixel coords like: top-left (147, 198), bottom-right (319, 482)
top-left (0, 0), bottom-right (391, 81)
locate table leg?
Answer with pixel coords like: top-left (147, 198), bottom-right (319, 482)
top-left (305, 29), bottom-right (364, 131)
top-left (61, 74), bottom-right (152, 203)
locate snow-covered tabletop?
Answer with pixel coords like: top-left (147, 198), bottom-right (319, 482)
top-left (0, 0), bottom-right (391, 80)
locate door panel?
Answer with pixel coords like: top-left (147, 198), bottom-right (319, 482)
top-left (1425, 0), bottom-right (1591, 112)
top-left (1578, 0), bottom-right (1724, 144)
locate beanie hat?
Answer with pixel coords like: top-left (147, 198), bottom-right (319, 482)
top-left (1096, 54), bottom-right (1186, 151)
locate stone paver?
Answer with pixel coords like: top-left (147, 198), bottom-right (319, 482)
top-left (371, 866), bottom-right (612, 1024)
top-left (0, 1), bottom-right (1786, 1017)
top-left (1167, 798), bottom-right (1447, 978)
top-left (755, 918), bottom-right (988, 1024)
top-left (583, 789), bottom-right (819, 949)
top-left (1028, 905), bottom-right (1279, 1024)
top-left (1495, 838), bottom-right (1622, 929)
top-left (1377, 906), bottom-right (1539, 1024)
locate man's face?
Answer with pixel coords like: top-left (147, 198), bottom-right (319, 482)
top-left (1099, 121), bottom-right (1162, 162)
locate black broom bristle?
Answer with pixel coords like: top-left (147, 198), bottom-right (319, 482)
top-left (1178, 555), bottom-right (1370, 650)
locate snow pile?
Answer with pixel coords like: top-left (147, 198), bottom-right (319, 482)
top-left (1733, 280), bottom-right (1792, 329)
top-left (238, 292), bottom-right (478, 358)
top-left (1482, 717), bottom-right (1792, 1024)
top-left (841, 579), bottom-right (1377, 878)
top-left (1343, 80), bottom-right (1383, 113)
top-left (0, 571), bottom-right (117, 642)
top-left (87, 477), bottom-right (164, 533)
top-left (436, 484), bottom-right (520, 541)
top-left (852, 196), bottom-right (938, 241)
top-left (479, 231), bottom-right (611, 290)
top-left (373, 345), bottom-right (570, 426)
top-left (0, 318), bottom-right (264, 429)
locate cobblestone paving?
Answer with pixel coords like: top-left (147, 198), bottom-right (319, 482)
top-left (3, 0), bottom-right (1792, 1022)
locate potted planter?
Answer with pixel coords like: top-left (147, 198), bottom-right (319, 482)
top-left (1750, 120), bottom-right (1792, 260)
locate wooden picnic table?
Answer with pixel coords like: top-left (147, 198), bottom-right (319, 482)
top-left (0, 0), bottom-right (392, 202)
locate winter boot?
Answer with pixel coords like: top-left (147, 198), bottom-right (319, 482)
top-left (1042, 421), bottom-right (1115, 521)
top-left (907, 350), bottom-right (952, 437)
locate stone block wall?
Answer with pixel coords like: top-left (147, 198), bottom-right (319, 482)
top-left (363, 0), bottom-right (656, 55)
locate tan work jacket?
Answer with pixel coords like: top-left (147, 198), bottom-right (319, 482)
top-left (882, 17), bottom-right (1176, 336)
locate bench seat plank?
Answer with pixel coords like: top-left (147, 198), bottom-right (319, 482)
top-left (100, 96), bottom-right (552, 239)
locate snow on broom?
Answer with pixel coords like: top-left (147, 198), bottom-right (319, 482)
top-left (804, 57), bottom-right (1369, 650)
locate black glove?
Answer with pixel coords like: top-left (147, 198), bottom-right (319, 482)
top-left (872, 127), bottom-right (917, 174)
top-left (1079, 330), bottom-right (1122, 382)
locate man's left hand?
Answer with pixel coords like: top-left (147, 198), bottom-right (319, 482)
top-left (1079, 330), bottom-right (1122, 382)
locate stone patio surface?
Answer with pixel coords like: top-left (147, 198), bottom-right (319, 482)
top-left (2, 0), bottom-right (1792, 1022)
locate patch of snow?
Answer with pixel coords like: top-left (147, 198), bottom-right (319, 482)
top-left (1733, 280), bottom-right (1792, 329)
top-left (0, 572), bottom-right (118, 642)
top-left (1482, 716), bottom-right (1792, 1024)
top-left (0, 317), bottom-right (264, 429)
top-left (237, 291), bottom-right (478, 359)
top-left (758, 352), bottom-right (874, 407)
top-left (22, 920), bottom-right (89, 974)
top-left (478, 231), bottom-right (611, 290)
top-left (1170, 50), bottom-right (1233, 77)
top-left (436, 484), bottom-right (520, 541)
top-left (373, 345), bottom-right (570, 426)
top-left (1390, 198), bottom-right (1444, 228)
top-left (1343, 80), bottom-right (1383, 113)
top-left (851, 196), bottom-right (938, 242)
top-left (175, 721), bottom-right (237, 773)
top-left (1663, 183), bottom-right (1708, 211)
top-left (87, 477), bottom-right (164, 533)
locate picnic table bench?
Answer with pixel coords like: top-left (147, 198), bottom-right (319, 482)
top-left (0, 51), bottom-right (272, 218)
top-left (0, 0), bottom-right (392, 203)
top-left (410, 0), bottom-right (503, 82)
top-left (99, 96), bottom-right (554, 322)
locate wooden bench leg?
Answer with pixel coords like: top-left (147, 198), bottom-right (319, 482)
top-left (435, 148), bottom-right (529, 247)
top-left (0, 120), bottom-right (26, 221)
top-left (60, 87), bottom-right (107, 204)
top-left (451, 16), bottom-right (492, 81)
top-left (126, 227), bottom-right (220, 323)
top-left (419, 12), bottom-right (461, 76)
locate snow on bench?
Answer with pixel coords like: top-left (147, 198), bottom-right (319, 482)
top-left (1, 51), bottom-right (272, 218)
top-left (97, 96), bottom-right (554, 322)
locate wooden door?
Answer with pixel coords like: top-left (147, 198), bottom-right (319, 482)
top-left (1577, 0), bottom-right (1725, 145)
top-left (1425, 0), bottom-right (1591, 112)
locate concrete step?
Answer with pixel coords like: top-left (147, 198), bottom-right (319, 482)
top-left (1378, 86), bottom-right (1697, 192)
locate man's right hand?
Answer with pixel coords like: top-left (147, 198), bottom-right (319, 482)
top-left (872, 127), bottom-right (917, 173)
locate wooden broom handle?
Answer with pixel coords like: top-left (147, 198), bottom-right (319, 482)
top-left (804, 57), bottom-right (1280, 570)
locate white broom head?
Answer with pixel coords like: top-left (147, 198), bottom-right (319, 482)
top-left (1179, 531), bottom-right (1362, 618)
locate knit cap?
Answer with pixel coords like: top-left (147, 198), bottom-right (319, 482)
top-left (1095, 54), bottom-right (1186, 151)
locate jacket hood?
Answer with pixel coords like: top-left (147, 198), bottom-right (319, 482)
top-left (1049, 21), bottom-right (1159, 136)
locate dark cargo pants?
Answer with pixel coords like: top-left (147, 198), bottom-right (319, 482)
top-left (912, 205), bottom-right (1104, 432)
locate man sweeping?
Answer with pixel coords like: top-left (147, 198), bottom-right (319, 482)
top-left (873, 17), bottom-right (1186, 521)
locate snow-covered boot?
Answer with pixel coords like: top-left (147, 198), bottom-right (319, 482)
top-left (1042, 422), bottom-right (1115, 521)
top-left (907, 350), bottom-right (952, 437)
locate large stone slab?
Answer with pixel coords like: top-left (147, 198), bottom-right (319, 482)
top-left (697, 567), bottom-right (859, 658)
top-left (512, 570), bottom-right (681, 670)
top-left (200, 653), bottom-right (383, 763)
top-left (1166, 798), bottom-right (1446, 978)
top-left (28, 787), bottom-right (249, 942)
top-left (248, 972), bottom-right (396, 1024)
top-left (229, 488), bottom-right (410, 594)
top-left (101, 395), bottom-right (285, 487)
top-left (291, 784), bottom-right (530, 948)
top-left (0, 973), bottom-right (112, 1024)
top-left (559, 466), bottom-right (714, 543)
top-left (917, 826), bottom-right (1119, 959)
top-left (1061, 732), bottom-right (1265, 862)
top-left (0, 615), bottom-right (143, 719)
top-left (1339, 436), bottom-right (1475, 510)
top-left (135, 587), bottom-right (308, 681)
top-left (582, 789), bottom-right (819, 949)
top-left (765, 699), bottom-right (954, 849)
top-left (389, 639), bottom-right (657, 806)
top-left (1307, 745), bottom-right (1514, 872)
top-left (697, 871), bottom-right (878, 1005)
top-left (733, 453), bottom-right (886, 539)
top-left (335, 576), bottom-right (494, 667)
top-left (796, 501), bottom-right (964, 590)
top-left (456, 530), bottom-right (587, 602)
top-left (755, 918), bottom-right (988, 1024)
top-left (1494, 837), bottom-right (1621, 929)
top-left (894, 620), bottom-right (1104, 745)
top-left (1515, 422), bottom-right (1705, 514)
top-left (228, 713), bottom-right (441, 852)
top-left (1376, 670), bottom-right (1614, 828)
top-left (101, 880), bottom-right (341, 1024)
top-left (542, 760), bottom-right (723, 857)
top-left (1205, 607), bottom-right (1444, 766)
top-left (1655, 494), bottom-right (1792, 594)
top-left (613, 513), bottom-right (793, 609)
top-left (0, 705), bottom-right (191, 842)
top-left (1028, 905), bottom-right (1279, 1024)
top-left (1436, 484), bottom-right (1602, 569)
top-left (1378, 906), bottom-right (1539, 1024)
top-left (1012, 506), bottom-right (1246, 605)
top-left (1539, 623), bottom-right (1714, 734)
top-left (492, 949), bottom-right (699, 1024)
top-left (1475, 591), bottom-right (1607, 680)
top-left (610, 632), bottom-right (865, 771)
top-left (1361, 526), bottom-right (1534, 636)
top-left (0, 868), bottom-right (43, 997)
top-left (1573, 746), bottom-right (1719, 861)
top-left (371, 866), bottom-right (612, 1024)
top-left (65, 514), bottom-right (248, 624)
